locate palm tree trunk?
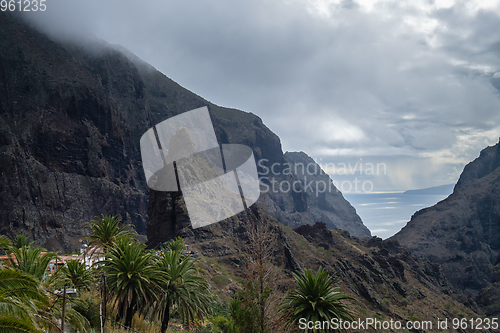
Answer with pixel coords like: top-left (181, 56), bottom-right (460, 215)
top-left (160, 301), bottom-right (171, 333)
top-left (125, 305), bottom-right (134, 328)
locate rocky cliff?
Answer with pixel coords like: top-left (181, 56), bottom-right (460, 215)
top-left (0, 12), bottom-right (369, 252)
top-left (283, 152), bottom-right (368, 236)
top-left (391, 141), bottom-right (500, 313)
top-left (183, 211), bottom-right (489, 332)
top-left (147, 151), bottom-right (370, 248)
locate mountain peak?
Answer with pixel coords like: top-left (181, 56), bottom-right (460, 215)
top-left (391, 142), bottom-right (500, 315)
top-left (0, 12), bottom-right (369, 253)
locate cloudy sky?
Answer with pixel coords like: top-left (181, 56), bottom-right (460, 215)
top-left (23, 0), bottom-right (500, 192)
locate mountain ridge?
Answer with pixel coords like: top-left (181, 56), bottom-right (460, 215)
top-left (0, 12), bottom-right (369, 253)
top-left (392, 140), bottom-right (500, 315)
top-left (2, 12), bottom-right (498, 327)
top-left (403, 184), bottom-right (455, 196)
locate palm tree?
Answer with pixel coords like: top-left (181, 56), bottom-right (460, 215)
top-left (154, 246), bottom-right (212, 333)
top-left (6, 243), bottom-right (58, 284)
top-left (5, 241), bottom-right (90, 332)
top-left (0, 315), bottom-right (42, 333)
top-left (55, 259), bottom-right (94, 290)
top-left (86, 215), bottom-right (135, 252)
top-left (0, 267), bottom-right (49, 333)
top-left (12, 235), bottom-right (30, 249)
top-left (102, 236), bottom-right (165, 328)
top-left (163, 237), bottom-right (185, 252)
top-left (280, 267), bottom-right (355, 332)
top-left (0, 235), bottom-right (11, 252)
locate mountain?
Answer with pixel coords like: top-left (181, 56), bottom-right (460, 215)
top-left (403, 184), bottom-right (455, 196)
top-left (2, 12), bottom-right (495, 327)
top-left (392, 140), bottom-right (500, 314)
top-left (182, 213), bottom-right (487, 332)
top-left (147, 151), bottom-right (370, 248)
top-left (282, 152), bottom-right (368, 236)
top-left (0, 12), bottom-right (369, 252)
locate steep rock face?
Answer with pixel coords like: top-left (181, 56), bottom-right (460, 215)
top-left (147, 150), bottom-right (370, 248)
top-left (281, 151), bottom-right (369, 237)
top-left (0, 13), bottom-right (154, 251)
top-left (185, 216), bottom-right (487, 330)
top-left (475, 264), bottom-right (500, 316)
top-left (293, 222), bottom-right (335, 250)
top-left (0, 13), bottom-right (369, 252)
top-left (391, 141), bottom-right (500, 302)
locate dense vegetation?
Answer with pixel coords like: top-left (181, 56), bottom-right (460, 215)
top-left (0, 215), bottom-right (355, 332)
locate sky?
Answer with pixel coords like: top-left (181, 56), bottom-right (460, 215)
top-left (21, 0), bottom-right (500, 192)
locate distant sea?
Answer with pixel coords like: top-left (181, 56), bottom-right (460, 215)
top-left (344, 189), bottom-right (452, 239)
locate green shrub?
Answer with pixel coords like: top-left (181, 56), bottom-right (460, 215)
top-left (211, 315), bottom-right (235, 333)
top-left (408, 313), bottom-right (421, 321)
top-left (212, 275), bottom-right (230, 288)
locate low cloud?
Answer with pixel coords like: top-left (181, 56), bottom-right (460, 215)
top-left (20, 0), bottom-right (500, 191)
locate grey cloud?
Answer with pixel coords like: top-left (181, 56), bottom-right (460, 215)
top-left (20, 0), bottom-right (500, 191)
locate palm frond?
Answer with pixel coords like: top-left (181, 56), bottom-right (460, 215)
top-left (0, 236), bottom-right (11, 251)
top-left (0, 315), bottom-right (42, 333)
top-left (85, 215), bottom-right (136, 251)
top-left (5, 246), bottom-right (58, 282)
top-left (102, 236), bottom-right (165, 327)
top-left (0, 267), bottom-right (50, 333)
top-left (154, 248), bottom-right (212, 333)
top-left (280, 267), bottom-right (355, 332)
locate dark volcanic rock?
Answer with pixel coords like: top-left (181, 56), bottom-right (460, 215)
top-left (280, 152), bottom-right (370, 237)
top-left (0, 13), bottom-right (369, 252)
top-left (391, 142), bottom-right (500, 312)
top-left (0, 13), bottom-right (153, 251)
top-left (323, 233), bottom-right (477, 317)
top-left (475, 264), bottom-right (500, 316)
top-left (475, 281), bottom-right (500, 316)
top-left (293, 221), bottom-right (335, 249)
